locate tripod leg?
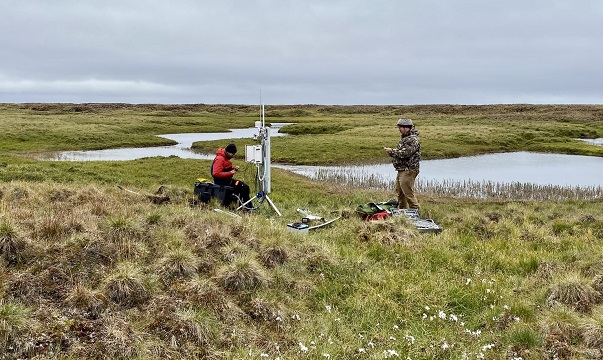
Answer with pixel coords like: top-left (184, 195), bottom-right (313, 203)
top-left (264, 195), bottom-right (282, 217)
top-left (236, 195), bottom-right (257, 211)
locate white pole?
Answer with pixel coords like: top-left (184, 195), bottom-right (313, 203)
top-left (265, 127), bottom-right (271, 193)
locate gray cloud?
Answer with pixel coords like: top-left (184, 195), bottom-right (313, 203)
top-left (1, 0), bottom-right (601, 104)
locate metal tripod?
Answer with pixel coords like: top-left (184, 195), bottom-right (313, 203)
top-left (236, 190), bottom-right (282, 216)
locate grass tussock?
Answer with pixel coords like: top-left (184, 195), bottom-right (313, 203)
top-left (216, 254), bottom-right (271, 292)
top-left (104, 262), bottom-right (154, 307)
top-left (356, 217), bottom-right (418, 245)
top-left (0, 218), bottom-right (25, 264)
top-left (547, 273), bottom-right (602, 313)
top-left (0, 300), bottom-right (31, 345)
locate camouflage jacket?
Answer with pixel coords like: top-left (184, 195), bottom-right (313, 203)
top-left (390, 127), bottom-right (421, 171)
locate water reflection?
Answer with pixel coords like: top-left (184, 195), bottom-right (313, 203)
top-left (577, 138), bottom-right (603, 146)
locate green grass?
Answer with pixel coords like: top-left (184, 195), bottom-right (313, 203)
top-left (1, 103), bottom-right (602, 164)
top-left (0, 103), bottom-right (603, 358)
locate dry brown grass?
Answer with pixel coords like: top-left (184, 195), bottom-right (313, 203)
top-left (356, 217), bottom-right (418, 245)
top-left (547, 273), bottom-right (602, 313)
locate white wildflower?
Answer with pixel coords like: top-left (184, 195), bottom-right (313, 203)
top-left (425, 306), bottom-right (430, 311)
top-left (383, 349), bottom-right (400, 358)
top-left (438, 310), bottom-right (447, 320)
top-left (260, 354), bottom-right (269, 358)
top-left (441, 340), bottom-right (450, 350)
top-left (358, 348), bottom-right (366, 353)
top-left (325, 305), bottom-right (332, 313)
top-left (465, 278), bottom-right (472, 285)
top-left (404, 335), bottom-right (415, 344)
top-left (275, 316), bottom-right (282, 322)
top-left (299, 342), bottom-right (308, 353)
top-left (323, 354), bottom-right (330, 359)
top-left (503, 305), bottom-right (510, 310)
top-left (449, 314), bottom-right (458, 322)
top-left (292, 313), bottom-right (301, 321)
top-left (422, 313), bottom-right (427, 319)
top-left (368, 341), bottom-right (375, 348)
top-left (481, 343), bottom-right (495, 351)
top-left (389, 336), bottom-right (396, 341)
top-left (393, 325), bottom-right (399, 330)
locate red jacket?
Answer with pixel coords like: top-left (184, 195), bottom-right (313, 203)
top-left (211, 148), bottom-right (234, 185)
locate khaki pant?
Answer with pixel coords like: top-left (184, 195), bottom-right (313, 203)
top-left (396, 170), bottom-right (419, 209)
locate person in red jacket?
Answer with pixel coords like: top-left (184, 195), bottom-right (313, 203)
top-left (211, 144), bottom-right (250, 205)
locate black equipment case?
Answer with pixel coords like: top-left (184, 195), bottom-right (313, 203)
top-left (194, 180), bottom-right (235, 206)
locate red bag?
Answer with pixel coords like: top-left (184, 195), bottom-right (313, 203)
top-left (366, 210), bottom-right (390, 221)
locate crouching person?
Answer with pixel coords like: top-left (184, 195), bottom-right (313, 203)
top-left (211, 143), bottom-right (251, 205)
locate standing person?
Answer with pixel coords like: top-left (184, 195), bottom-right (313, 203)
top-left (211, 143), bottom-right (251, 205)
top-left (384, 118), bottom-right (421, 211)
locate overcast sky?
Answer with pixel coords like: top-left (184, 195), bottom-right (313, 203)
top-left (1, 0), bottom-right (602, 105)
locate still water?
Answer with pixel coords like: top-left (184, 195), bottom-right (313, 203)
top-left (43, 128), bottom-right (603, 188)
top-left (279, 152), bottom-right (603, 188)
top-left (46, 124), bottom-right (291, 161)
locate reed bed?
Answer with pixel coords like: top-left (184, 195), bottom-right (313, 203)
top-left (308, 168), bottom-right (603, 201)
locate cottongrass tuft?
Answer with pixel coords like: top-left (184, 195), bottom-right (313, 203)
top-left (547, 273), bottom-right (602, 313)
top-left (155, 247), bottom-right (200, 280)
top-left (64, 283), bottom-right (107, 315)
top-left (100, 215), bottom-right (145, 258)
top-left (0, 218), bottom-right (25, 263)
top-left (178, 275), bottom-right (244, 320)
top-left (101, 214), bottom-right (142, 243)
top-left (261, 245), bottom-right (288, 268)
top-left (174, 308), bottom-right (221, 346)
top-left (221, 241), bottom-right (252, 263)
top-left (104, 262), bottom-right (153, 307)
top-left (205, 227), bottom-right (234, 249)
top-left (216, 254), bottom-right (270, 291)
top-left (0, 300), bottom-right (31, 344)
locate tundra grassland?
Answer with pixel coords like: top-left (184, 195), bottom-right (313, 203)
top-left (0, 103), bottom-right (603, 359)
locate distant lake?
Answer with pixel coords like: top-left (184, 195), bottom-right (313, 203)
top-left (41, 130), bottom-right (603, 188)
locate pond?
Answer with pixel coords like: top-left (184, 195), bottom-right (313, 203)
top-left (43, 124), bottom-right (292, 161)
top-left (41, 130), bottom-right (603, 189)
top-left (278, 152), bottom-right (603, 188)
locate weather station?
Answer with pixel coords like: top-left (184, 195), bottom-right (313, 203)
top-left (237, 101), bottom-right (282, 216)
